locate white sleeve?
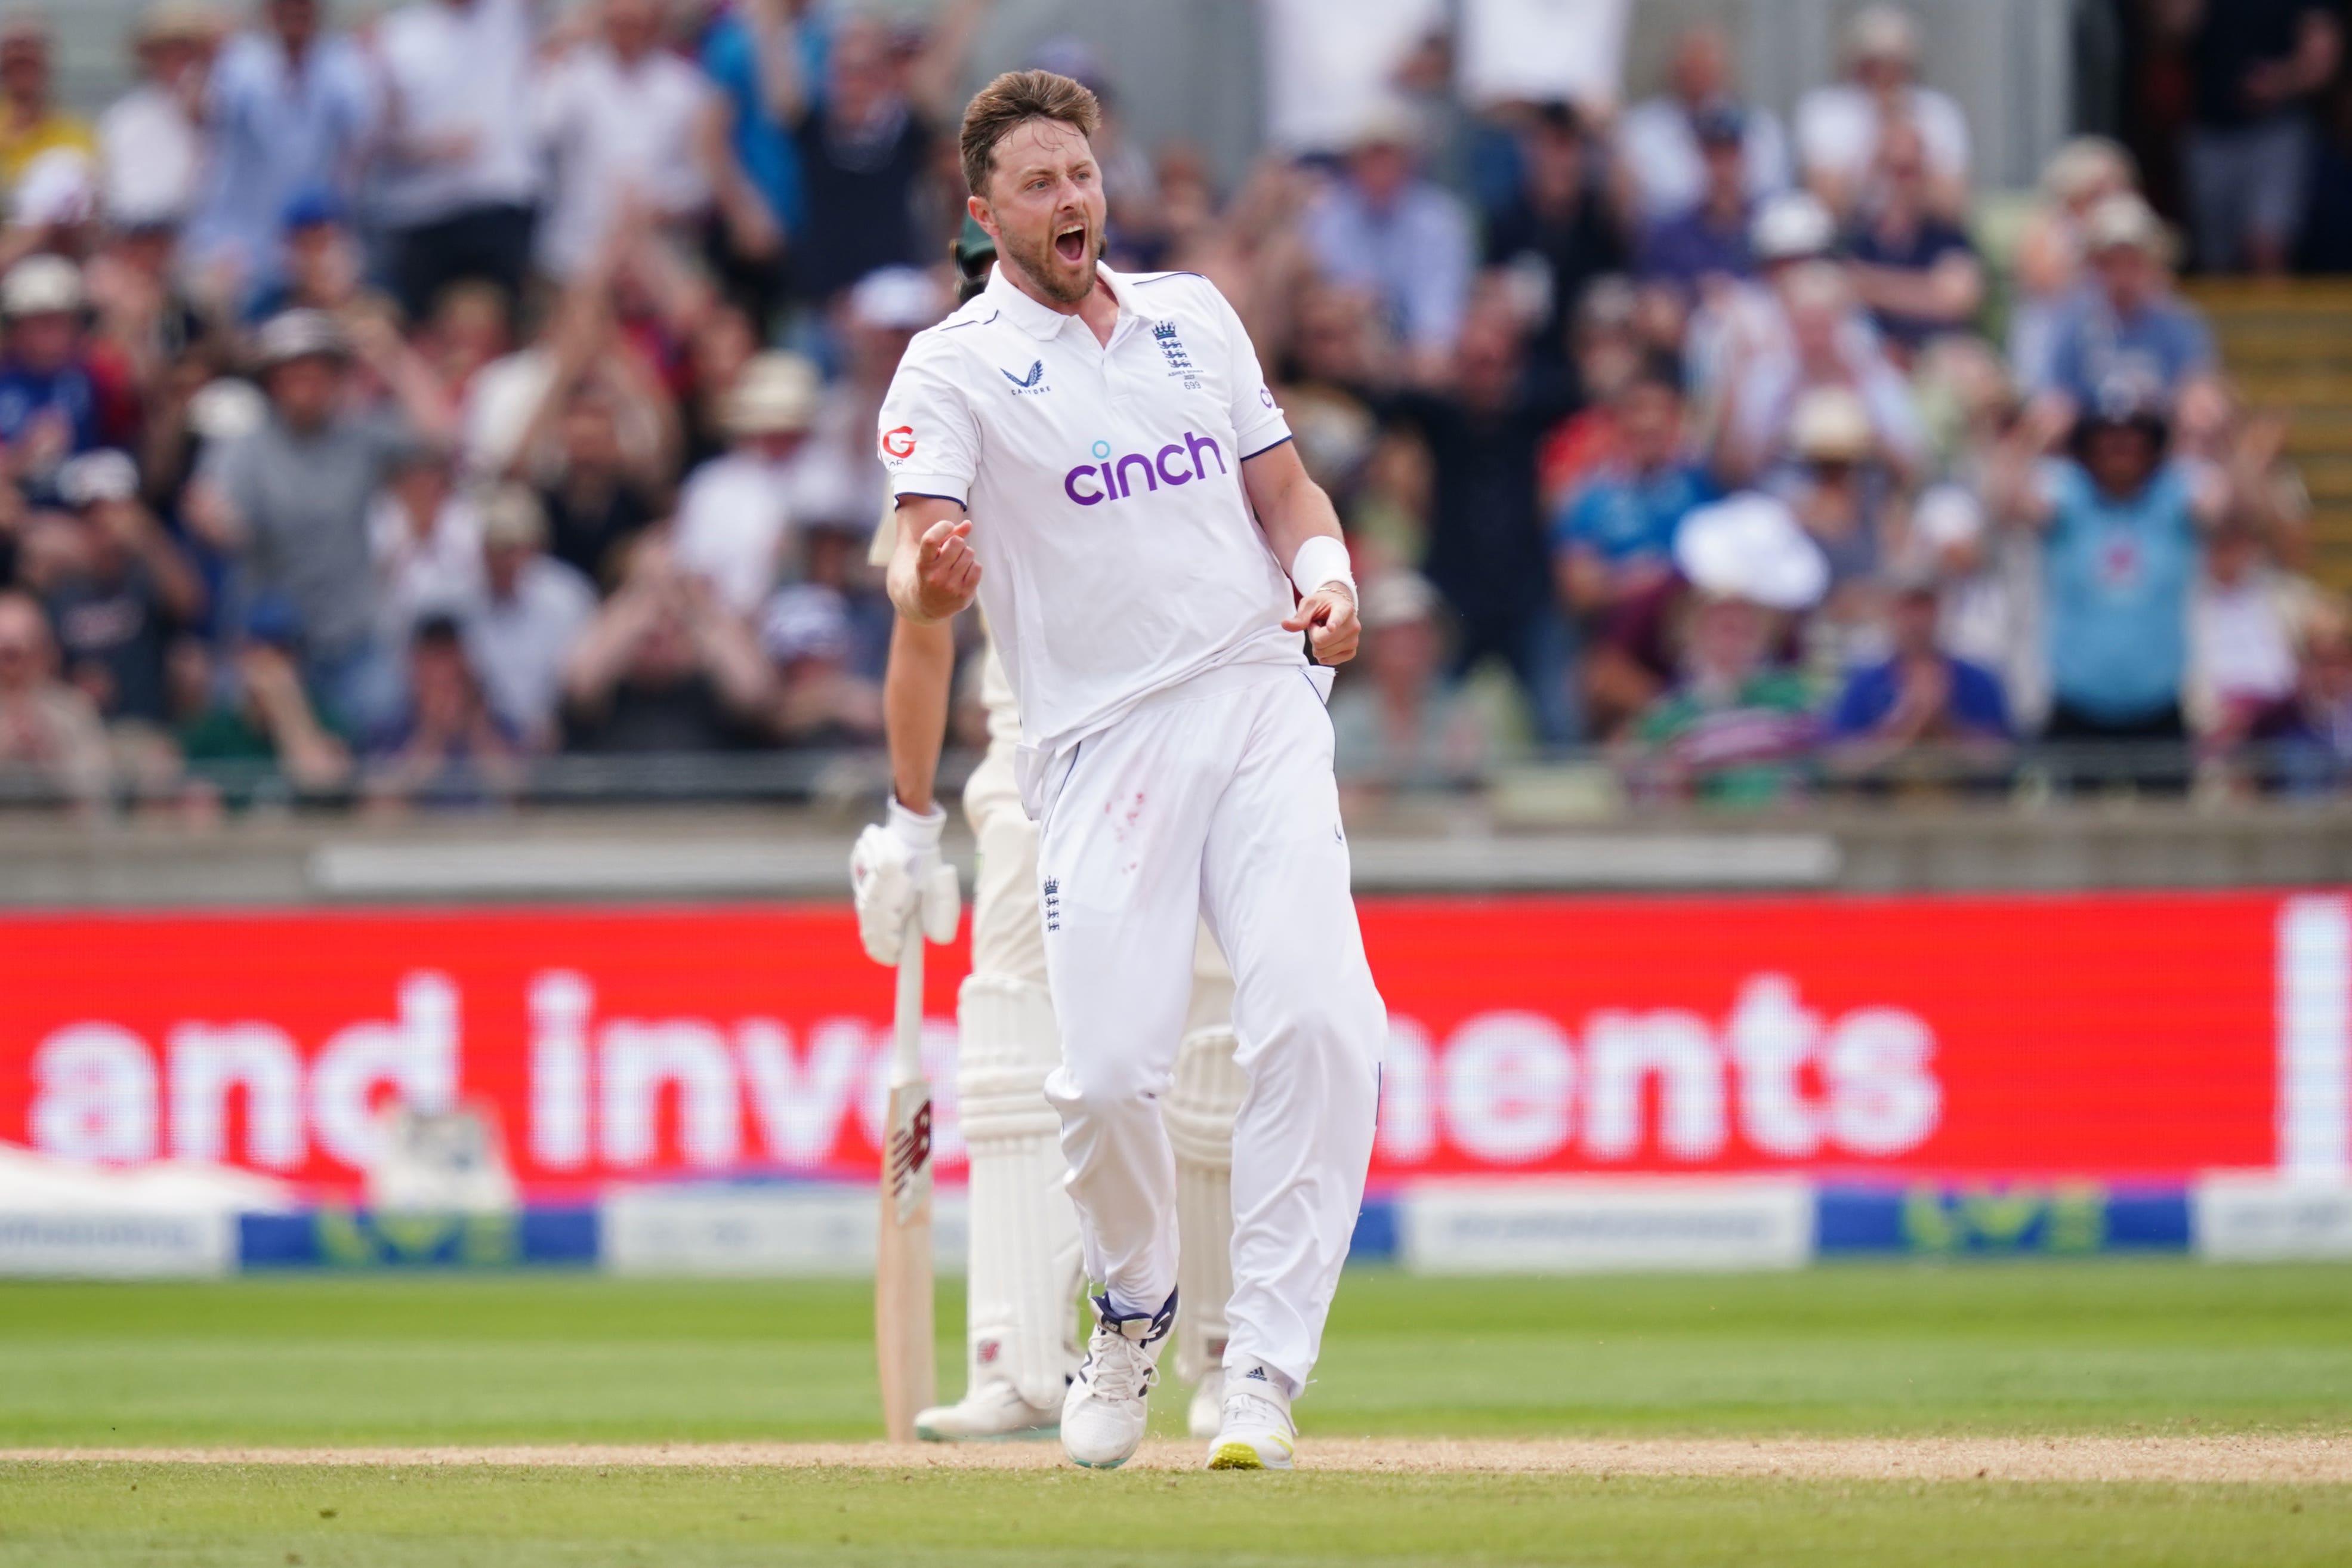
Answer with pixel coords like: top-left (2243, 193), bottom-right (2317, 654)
top-left (876, 342), bottom-right (981, 507)
top-left (1208, 284), bottom-right (1292, 459)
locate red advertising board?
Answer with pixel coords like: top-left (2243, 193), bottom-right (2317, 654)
top-left (2, 892), bottom-right (2339, 1194)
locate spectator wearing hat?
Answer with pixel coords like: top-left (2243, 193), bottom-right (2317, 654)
top-left (0, 256), bottom-right (131, 499)
top-left (1303, 102), bottom-right (1477, 377)
top-left (1717, 260), bottom-right (1925, 490)
top-left (814, 266), bottom-right (944, 525)
top-left (560, 534), bottom-right (774, 755)
top-left (2178, 0), bottom-right (2345, 275)
top-left (188, 308), bottom-right (408, 731)
top-left (245, 187), bottom-right (363, 322)
top-left (371, 0), bottom-right (541, 322)
top-left (763, 576), bottom-right (875, 745)
top-left (361, 611), bottom-right (521, 808)
top-left (672, 351), bottom-right (830, 615)
top-left (1614, 24), bottom-right (1791, 230)
top-left (1826, 567), bottom-right (2011, 788)
top-left (1551, 355), bottom-right (1715, 621)
top-left (2010, 138), bottom-right (2137, 392)
top-left (98, 2), bottom-right (218, 235)
top-left (2036, 194), bottom-right (2217, 416)
top-left (1683, 189), bottom-right (1836, 418)
top-left (1481, 103), bottom-right (1621, 368)
top-left (184, 0), bottom-right (378, 313)
top-left (1794, 6), bottom-right (1970, 222)
top-left (175, 589), bottom-right (352, 802)
top-left (1635, 105), bottom-right (1760, 298)
top-left (1328, 567), bottom-right (1495, 795)
top-left (366, 437), bottom-right (483, 654)
top-left (0, 11), bottom-right (92, 197)
top-left (1535, 276), bottom-right (1643, 511)
top-left (1989, 394), bottom-right (2242, 755)
top-left (1841, 120), bottom-right (1984, 363)
top-left (45, 448), bottom-right (204, 739)
top-left (0, 584), bottom-right (108, 807)
top-left (1629, 493), bottom-right (1827, 805)
top-left (464, 483), bottom-right (594, 751)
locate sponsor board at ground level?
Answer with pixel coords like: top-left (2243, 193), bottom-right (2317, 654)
top-left (0, 894), bottom-right (2341, 1188)
top-left (0, 1209), bottom-right (234, 1276)
top-left (1399, 1178), bottom-right (1815, 1273)
top-left (601, 1186), bottom-right (967, 1276)
top-left (2193, 1174), bottom-right (2352, 1260)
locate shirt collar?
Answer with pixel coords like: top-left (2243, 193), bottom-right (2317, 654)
top-left (983, 259), bottom-right (1138, 342)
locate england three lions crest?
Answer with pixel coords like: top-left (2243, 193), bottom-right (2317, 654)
top-left (1152, 320), bottom-right (1202, 390)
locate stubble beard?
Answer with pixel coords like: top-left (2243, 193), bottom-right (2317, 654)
top-left (1002, 224), bottom-right (1098, 308)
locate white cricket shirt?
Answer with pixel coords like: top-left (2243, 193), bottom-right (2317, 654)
top-left (878, 263), bottom-right (1301, 773)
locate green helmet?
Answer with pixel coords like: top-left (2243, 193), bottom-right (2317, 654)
top-left (952, 215), bottom-right (996, 305)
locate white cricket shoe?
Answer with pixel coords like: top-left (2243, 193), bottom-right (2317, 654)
top-left (1061, 1291), bottom-right (1174, 1470)
top-left (1205, 1360), bottom-right (1296, 1471)
top-left (915, 1381), bottom-right (1061, 1442)
top-left (1187, 1365), bottom-right (1227, 1440)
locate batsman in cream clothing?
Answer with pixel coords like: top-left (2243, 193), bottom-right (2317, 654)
top-left (853, 492), bottom-right (1250, 1446)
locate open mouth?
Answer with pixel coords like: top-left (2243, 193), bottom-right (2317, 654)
top-left (1054, 223), bottom-right (1088, 265)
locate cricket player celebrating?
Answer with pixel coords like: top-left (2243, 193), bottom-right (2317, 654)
top-left (850, 219), bottom-right (1254, 1447)
top-left (876, 69), bottom-right (1385, 1472)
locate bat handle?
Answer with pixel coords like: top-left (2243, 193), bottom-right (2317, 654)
top-left (891, 913), bottom-right (925, 1083)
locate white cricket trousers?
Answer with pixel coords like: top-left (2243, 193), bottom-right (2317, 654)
top-left (1035, 661), bottom-right (1384, 1393)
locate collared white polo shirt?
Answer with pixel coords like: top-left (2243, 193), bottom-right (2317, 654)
top-left (878, 263), bottom-right (1300, 764)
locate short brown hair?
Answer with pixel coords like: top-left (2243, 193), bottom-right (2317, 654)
top-left (959, 69), bottom-right (1101, 199)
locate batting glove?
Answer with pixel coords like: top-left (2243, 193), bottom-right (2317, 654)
top-left (849, 799), bottom-right (961, 965)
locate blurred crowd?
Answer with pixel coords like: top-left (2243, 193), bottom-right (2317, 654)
top-left (0, 0), bottom-right (2341, 815)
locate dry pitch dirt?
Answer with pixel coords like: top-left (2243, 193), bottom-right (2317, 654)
top-left (5, 1437), bottom-right (2348, 1484)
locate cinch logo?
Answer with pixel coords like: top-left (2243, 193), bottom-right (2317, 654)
top-left (880, 425), bottom-right (916, 461)
top-left (1064, 431), bottom-right (1226, 507)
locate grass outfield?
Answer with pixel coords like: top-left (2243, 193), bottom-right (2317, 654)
top-left (1, 1261), bottom-right (2348, 1564)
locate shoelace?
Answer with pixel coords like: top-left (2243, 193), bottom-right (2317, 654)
top-left (1224, 1384), bottom-right (1292, 1436)
top-left (1082, 1328), bottom-right (1160, 1403)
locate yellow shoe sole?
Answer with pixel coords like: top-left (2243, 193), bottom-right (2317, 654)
top-left (1207, 1437), bottom-right (1293, 1471)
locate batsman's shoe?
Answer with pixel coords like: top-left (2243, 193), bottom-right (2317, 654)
top-left (1205, 1360), bottom-right (1296, 1471)
top-left (915, 1381), bottom-right (1060, 1443)
top-left (1061, 1289), bottom-right (1175, 1470)
top-left (1186, 1365), bottom-right (1227, 1440)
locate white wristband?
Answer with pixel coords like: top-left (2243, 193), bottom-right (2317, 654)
top-left (1289, 535), bottom-right (1354, 597)
top-left (888, 797), bottom-right (946, 848)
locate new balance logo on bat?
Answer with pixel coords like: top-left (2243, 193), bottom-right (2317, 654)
top-left (888, 1101), bottom-right (933, 1200)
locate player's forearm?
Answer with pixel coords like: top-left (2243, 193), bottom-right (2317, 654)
top-left (884, 615), bottom-right (956, 813)
top-left (1244, 445), bottom-right (1344, 576)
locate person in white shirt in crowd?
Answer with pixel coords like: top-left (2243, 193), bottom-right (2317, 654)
top-left (369, 0), bottom-right (541, 320)
top-left (184, 0), bottom-right (379, 313)
top-left (1715, 255), bottom-right (1925, 490)
top-left (1683, 189), bottom-right (1836, 422)
top-left (464, 483), bottom-right (594, 751)
top-left (1300, 101), bottom-right (1474, 380)
top-left (98, 2), bottom-right (219, 235)
top-left (1794, 5), bottom-right (1970, 222)
top-left (1613, 23), bottom-right (1790, 230)
top-left (2190, 514), bottom-right (2319, 755)
top-left (368, 437), bottom-right (483, 654)
top-left (531, 0), bottom-right (739, 283)
top-left (673, 350), bottom-right (847, 615)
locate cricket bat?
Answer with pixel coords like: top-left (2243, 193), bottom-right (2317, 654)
top-left (875, 913), bottom-right (936, 1443)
